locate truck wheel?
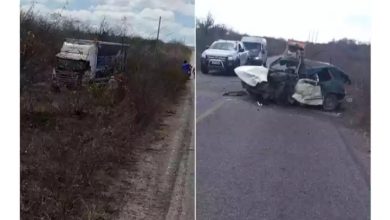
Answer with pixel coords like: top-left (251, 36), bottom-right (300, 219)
top-left (226, 60), bottom-right (239, 75)
top-left (201, 64), bottom-right (208, 74)
top-left (323, 94), bottom-right (339, 111)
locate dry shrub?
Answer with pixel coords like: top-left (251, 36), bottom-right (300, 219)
top-left (21, 81), bottom-right (138, 219)
top-left (305, 41), bottom-right (370, 131)
top-left (20, 7), bottom-right (191, 219)
top-left (126, 47), bottom-right (190, 126)
top-left (20, 64), bottom-right (188, 219)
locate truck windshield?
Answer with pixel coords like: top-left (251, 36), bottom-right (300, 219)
top-left (210, 42), bottom-right (235, 51)
top-left (243, 42), bottom-right (261, 50)
top-left (56, 58), bottom-right (88, 71)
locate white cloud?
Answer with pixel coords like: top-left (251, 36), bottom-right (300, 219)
top-left (21, 0), bottom-right (195, 45)
top-left (196, 0), bottom-right (370, 43)
top-left (53, 0), bottom-right (74, 3)
top-left (93, 0), bottom-right (194, 17)
top-left (139, 8), bottom-right (175, 21)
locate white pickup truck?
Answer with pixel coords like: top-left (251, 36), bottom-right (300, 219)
top-left (200, 40), bottom-right (249, 74)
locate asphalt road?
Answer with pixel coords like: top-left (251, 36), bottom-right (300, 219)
top-left (196, 58), bottom-right (370, 220)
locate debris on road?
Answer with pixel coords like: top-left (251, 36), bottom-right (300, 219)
top-left (222, 90), bottom-right (247, 96)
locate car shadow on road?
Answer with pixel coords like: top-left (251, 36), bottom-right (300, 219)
top-left (207, 70), bottom-right (237, 77)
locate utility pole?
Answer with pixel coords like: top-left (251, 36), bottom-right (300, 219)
top-left (156, 16), bottom-right (161, 51)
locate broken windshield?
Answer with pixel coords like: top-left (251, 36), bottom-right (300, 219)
top-left (270, 57), bottom-right (299, 72)
top-left (243, 42), bottom-right (261, 50)
top-left (210, 42), bottom-right (236, 51)
top-left (56, 58), bottom-right (89, 71)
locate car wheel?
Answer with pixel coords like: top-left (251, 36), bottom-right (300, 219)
top-left (201, 64), bottom-right (208, 74)
top-left (227, 59), bottom-right (240, 75)
top-left (323, 94), bottom-right (339, 111)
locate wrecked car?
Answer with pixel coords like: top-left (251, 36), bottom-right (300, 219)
top-left (235, 57), bottom-right (351, 111)
top-left (52, 38), bottom-right (129, 88)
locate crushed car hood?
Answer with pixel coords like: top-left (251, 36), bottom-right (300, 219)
top-left (203, 49), bottom-right (236, 57)
top-left (234, 66), bottom-right (268, 87)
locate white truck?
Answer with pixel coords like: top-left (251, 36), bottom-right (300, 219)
top-left (200, 39), bottom-right (249, 74)
top-left (241, 36), bottom-right (267, 66)
top-left (52, 38), bottom-right (129, 87)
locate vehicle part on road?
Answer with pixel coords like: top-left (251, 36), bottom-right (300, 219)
top-left (222, 90), bottom-right (247, 96)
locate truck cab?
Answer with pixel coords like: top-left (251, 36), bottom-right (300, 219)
top-left (52, 39), bottom-right (128, 87)
top-left (241, 36), bottom-right (267, 66)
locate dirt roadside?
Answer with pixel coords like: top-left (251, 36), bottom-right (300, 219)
top-left (113, 80), bottom-right (194, 220)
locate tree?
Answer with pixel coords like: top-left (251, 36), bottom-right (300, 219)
top-left (197, 12), bottom-right (215, 35)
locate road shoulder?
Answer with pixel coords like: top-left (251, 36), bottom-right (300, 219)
top-left (114, 81), bottom-right (194, 220)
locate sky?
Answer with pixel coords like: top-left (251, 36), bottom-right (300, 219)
top-left (20, 0), bottom-right (195, 46)
top-left (196, 0), bottom-right (371, 43)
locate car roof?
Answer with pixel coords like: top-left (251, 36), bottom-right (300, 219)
top-left (275, 56), bottom-right (347, 76)
top-left (304, 59), bottom-right (333, 69)
top-left (304, 59), bottom-right (350, 78)
top-left (276, 56), bottom-right (336, 69)
top-left (214, 39), bottom-right (238, 44)
top-left (241, 36), bottom-right (265, 43)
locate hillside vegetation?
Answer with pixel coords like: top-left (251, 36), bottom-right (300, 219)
top-left (21, 7), bottom-right (191, 219)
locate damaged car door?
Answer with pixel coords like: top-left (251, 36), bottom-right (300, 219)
top-left (292, 66), bottom-right (350, 111)
top-left (292, 75), bottom-right (323, 106)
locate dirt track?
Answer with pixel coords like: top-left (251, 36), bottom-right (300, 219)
top-left (114, 80), bottom-right (194, 220)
